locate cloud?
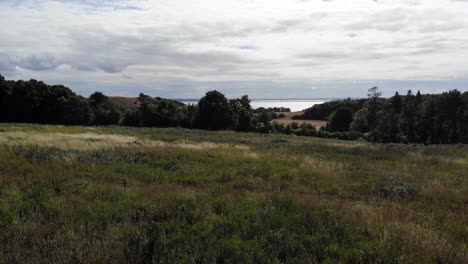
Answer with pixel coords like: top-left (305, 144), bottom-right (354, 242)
top-left (0, 54), bottom-right (15, 72)
top-left (1, 0), bottom-right (468, 98)
top-left (14, 54), bottom-right (62, 71)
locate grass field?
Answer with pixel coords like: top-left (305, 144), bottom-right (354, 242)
top-left (0, 123), bottom-right (467, 263)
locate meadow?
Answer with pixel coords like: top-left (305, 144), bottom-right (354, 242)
top-left (0, 123), bottom-right (467, 263)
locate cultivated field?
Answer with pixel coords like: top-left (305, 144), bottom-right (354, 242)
top-left (273, 111), bottom-right (328, 129)
top-left (0, 124), bottom-right (467, 263)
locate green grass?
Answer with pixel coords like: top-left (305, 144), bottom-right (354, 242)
top-left (0, 123), bottom-right (467, 263)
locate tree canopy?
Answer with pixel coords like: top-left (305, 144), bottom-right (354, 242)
top-left (1, 75), bottom-right (467, 144)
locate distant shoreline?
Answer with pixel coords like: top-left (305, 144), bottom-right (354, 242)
top-left (173, 98), bottom-right (339, 102)
top-left (177, 99), bottom-right (332, 112)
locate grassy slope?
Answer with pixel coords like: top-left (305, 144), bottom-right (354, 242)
top-left (0, 123), bottom-right (467, 263)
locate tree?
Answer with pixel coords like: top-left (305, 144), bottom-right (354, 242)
top-left (197, 90), bottom-right (232, 130)
top-left (365, 87), bottom-right (383, 130)
top-left (350, 108), bottom-right (369, 132)
top-left (137, 94), bottom-right (185, 127)
top-left (418, 97), bottom-right (439, 144)
top-left (368, 86), bottom-right (382, 99)
top-left (371, 110), bottom-right (399, 142)
top-left (415, 90), bottom-right (422, 105)
top-left (257, 110), bottom-right (273, 125)
top-left (239, 95), bottom-right (251, 110)
top-left (0, 75), bottom-right (10, 121)
top-left (435, 90), bottom-right (462, 143)
top-left (182, 104), bottom-right (199, 129)
top-left (391, 91), bottom-right (402, 113)
top-left (56, 96), bottom-right (92, 125)
top-left (329, 108), bottom-right (353, 132)
top-left (237, 107), bottom-right (253, 131)
top-left (458, 107), bottom-right (468, 143)
top-left (90, 92), bottom-right (108, 106)
top-left (399, 90), bottom-right (417, 142)
top-left (89, 92), bottom-right (121, 125)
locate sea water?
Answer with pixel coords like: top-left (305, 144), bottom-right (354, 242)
top-left (178, 99), bottom-right (332, 112)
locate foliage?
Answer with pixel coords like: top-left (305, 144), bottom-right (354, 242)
top-left (89, 92), bottom-right (122, 125)
top-left (302, 87), bottom-right (468, 144)
top-left (329, 108), bottom-right (353, 132)
top-left (350, 108), bottom-right (369, 133)
top-left (299, 98), bottom-right (367, 120)
top-left (1, 75), bottom-right (468, 144)
top-left (196, 90), bottom-right (232, 130)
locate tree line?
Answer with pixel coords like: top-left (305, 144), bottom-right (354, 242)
top-left (299, 87), bottom-right (468, 144)
top-left (1, 75), bottom-right (467, 144)
top-left (0, 75), bottom-right (292, 133)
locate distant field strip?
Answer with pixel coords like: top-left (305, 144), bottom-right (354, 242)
top-left (0, 131), bottom-right (251, 151)
top-left (272, 119), bottom-right (328, 128)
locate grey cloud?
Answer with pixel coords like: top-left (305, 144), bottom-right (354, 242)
top-left (347, 8), bottom-right (466, 33)
top-left (1, 53), bottom-right (62, 73)
top-left (15, 54), bottom-right (62, 71)
top-left (57, 26), bottom-right (249, 74)
top-left (299, 51), bottom-right (348, 60)
top-left (270, 19), bottom-right (304, 33)
top-left (1, 0), bottom-right (467, 97)
top-left (239, 46), bottom-right (256, 50)
top-left (346, 8), bottom-right (411, 32)
top-left (0, 53), bottom-right (16, 72)
top-left (6, 0), bottom-right (140, 9)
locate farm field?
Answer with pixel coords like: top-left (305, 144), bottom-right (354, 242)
top-left (0, 123), bottom-right (467, 263)
top-left (272, 112), bottom-right (328, 129)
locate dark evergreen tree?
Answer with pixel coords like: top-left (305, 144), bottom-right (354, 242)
top-left (400, 90), bottom-right (417, 142)
top-left (419, 97), bottom-right (439, 144)
top-left (435, 90), bottom-right (462, 143)
top-left (391, 91), bottom-right (403, 113)
top-left (372, 110), bottom-right (399, 142)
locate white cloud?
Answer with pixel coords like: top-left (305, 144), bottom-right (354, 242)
top-left (0, 0), bottom-right (468, 98)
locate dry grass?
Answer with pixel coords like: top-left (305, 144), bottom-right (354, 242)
top-left (0, 131), bottom-right (251, 152)
top-left (299, 157), bottom-right (346, 180)
top-left (272, 119), bottom-right (328, 128)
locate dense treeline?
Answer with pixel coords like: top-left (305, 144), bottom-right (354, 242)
top-left (300, 87), bottom-right (468, 144)
top-left (1, 75), bottom-right (467, 144)
top-left (0, 75), bottom-right (272, 132)
top-left (295, 98), bottom-right (367, 120)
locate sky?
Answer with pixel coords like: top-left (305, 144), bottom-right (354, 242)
top-left (1, 0), bottom-right (468, 98)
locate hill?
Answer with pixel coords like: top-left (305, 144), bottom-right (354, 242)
top-left (0, 123), bottom-right (466, 263)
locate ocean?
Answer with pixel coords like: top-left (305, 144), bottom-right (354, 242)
top-left (177, 99), bottom-right (332, 112)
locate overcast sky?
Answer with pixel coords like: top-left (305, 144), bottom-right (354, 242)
top-left (1, 0), bottom-right (468, 98)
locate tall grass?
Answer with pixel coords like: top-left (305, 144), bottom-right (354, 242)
top-left (0, 123), bottom-right (467, 263)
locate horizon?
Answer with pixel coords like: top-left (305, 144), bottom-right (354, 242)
top-left (1, 0), bottom-right (468, 98)
top-left (2, 74), bottom-right (461, 101)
